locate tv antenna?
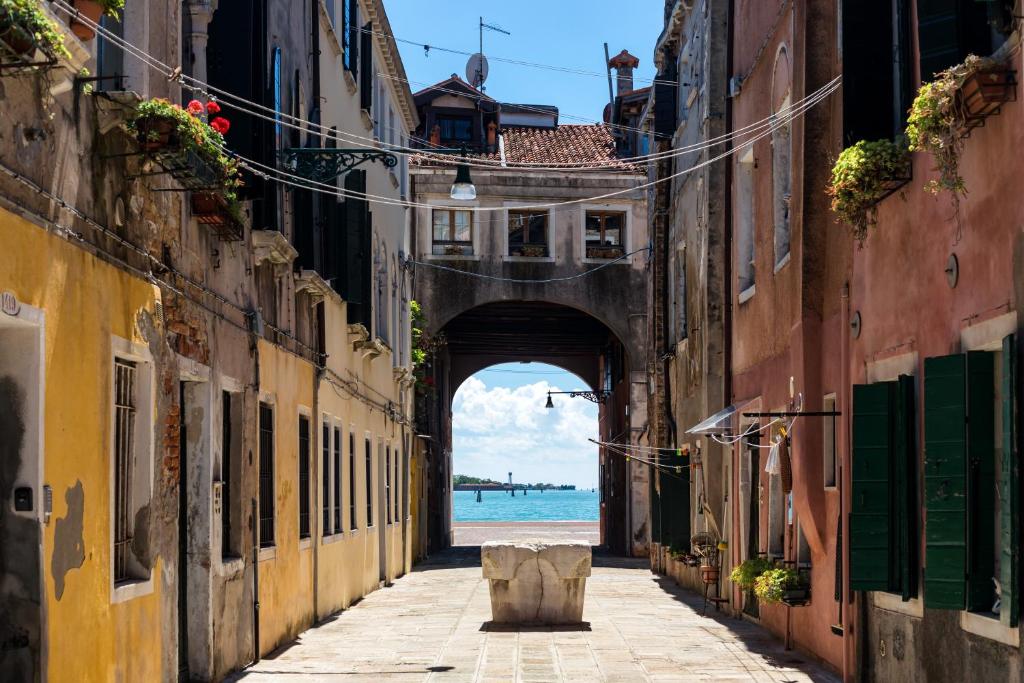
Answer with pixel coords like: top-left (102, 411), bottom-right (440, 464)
top-left (473, 16), bottom-right (510, 91)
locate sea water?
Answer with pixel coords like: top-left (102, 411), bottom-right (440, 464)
top-left (453, 489), bottom-right (599, 522)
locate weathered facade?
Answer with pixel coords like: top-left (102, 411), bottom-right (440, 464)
top-left (410, 80), bottom-right (650, 555)
top-left (0, 0), bottom-right (417, 680)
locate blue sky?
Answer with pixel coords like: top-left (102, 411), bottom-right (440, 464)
top-left (451, 363), bottom-right (599, 489)
top-left (385, 0), bottom-right (664, 126)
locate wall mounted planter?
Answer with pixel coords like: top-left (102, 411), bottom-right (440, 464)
top-left (960, 67), bottom-right (1017, 133)
top-left (586, 246), bottom-right (624, 260)
top-left (69, 0), bottom-right (102, 41)
top-left (191, 192), bottom-right (242, 241)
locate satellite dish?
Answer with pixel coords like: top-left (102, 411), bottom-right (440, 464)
top-left (466, 53), bottom-right (489, 89)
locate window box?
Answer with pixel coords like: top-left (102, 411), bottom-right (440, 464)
top-left (586, 245), bottom-right (625, 260)
top-left (442, 244), bottom-right (471, 256)
top-left (960, 66), bottom-right (1017, 133)
top-left (134, 114), bottom-right (177, 152)
top-left (781, 587), bottom-right (811, 607)
top-left (510, 244), bottom-right (548, 258)
top-left (191, 192), bottom-right (243, 240)
top-left (0, 0), bottom-right (71, 72)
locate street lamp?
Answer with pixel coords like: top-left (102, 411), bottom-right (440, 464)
top-left (449, 147), bottom-right (476, 200)
top-left (545, 390), bottom-right (611, 408)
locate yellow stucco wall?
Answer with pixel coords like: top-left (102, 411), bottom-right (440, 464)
top-left (253, 340), bottom-right (317, 656)
top-left (0, 208), bottom-right (165, 682)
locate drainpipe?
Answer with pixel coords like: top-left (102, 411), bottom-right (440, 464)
top-left (723, 0), bottom-right (736, 616)
top-left (251, 497), bottom-right (260, 664)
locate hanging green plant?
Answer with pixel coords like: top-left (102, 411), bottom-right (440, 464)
top-left (906, 55), bottom-right (1005, 231)
top-left (728, 556), bottom-right (774, 590)
top-left (827, 138), bottom-right (910, 243)
top-left (753, 566), bottom-right (802, 603)
top-left (0, 0), bottom-right (72, 61)
top-left (98, 0), bottom-right (125, 19)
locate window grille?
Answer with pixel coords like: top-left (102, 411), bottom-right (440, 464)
top-left (333, 427), bottom-right (342, 533)
top-left (349, 432), bottom-right (357, 530)
top-left (385, 445), bottom-right (392, 524)
top-left (258, 402), bottom-right (275, 548)
top-left (113, 358), bottom-right (136, 583)
top-left (298, 416), bottom-right (311, 539)
top-left (365, 438), bottom-right (373, 526)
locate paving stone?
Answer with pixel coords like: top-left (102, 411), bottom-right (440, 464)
top-left (229, 548), bottom-right (838, 682)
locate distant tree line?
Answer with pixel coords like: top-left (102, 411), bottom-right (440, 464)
top-left (453, 474), bottom-right (575, 490)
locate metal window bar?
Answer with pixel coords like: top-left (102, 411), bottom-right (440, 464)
top-left (298, 416), bottom-right (311, 539)
top-left (221, 391), bottom-right (233, 558)
top-left (322, 423), bottom-right (331, 534)
top-left (333, 428), bottom-right (342, 533)
top-left (258, 403), bottom-right (275, 548)
top-left (349, 433), bottom-right (357, 530)
top-left (365, 438), bottom-right (373, 527)
top-left (113, 359), bottom-right (136, 583)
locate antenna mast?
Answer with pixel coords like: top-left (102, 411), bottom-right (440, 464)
top-left (477, 16), bottom-right (511, 91)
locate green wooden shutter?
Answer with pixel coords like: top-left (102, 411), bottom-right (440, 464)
top-left (1001, 334), bottom-right (1018, 627)
top-left (851, 382), bottom-right (894, 591)
top-left (895, 375), bottom-right (919, 599)
top-left (924, 354), bottom-right (968, 609)
top-left (966, 351), bottom-right (996, 611)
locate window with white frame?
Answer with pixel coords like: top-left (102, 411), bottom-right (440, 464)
top-left (321, 420), bottom-right (332, 536)
top-left (508, 210), bottom-right (549, 257)
top-left (112, 355), bottom-right (152, 585)
top-left (584, 210), bottom-right (626, 259)
top-left (736, 146), bottom-right (755, 294)
top-left (432, 209), bottom-right (473, 256)
top-left (298, 414), bottom-right (311, 539)
top-left (257, 402), bottom-right (275, 548)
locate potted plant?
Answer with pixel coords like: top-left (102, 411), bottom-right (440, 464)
top-left (443, 244), bottom-right (465, 256)
top-left (753, 567), bottom-right (809, 606)
top-left (827, 138), bottom-right (910, 243)
top-left (0, 0), bottom-right (71, 61)
top-left (520, 245), bottom-right (547, 258)
top-left (906, 55), bottom-right (1014, 235)
top-left (699, 562), bottom-right (720, 584)
top-left (191, 190), bottom-right (243, 238)
top-left (69, 0), bottom-right (123, 41)
top-left (728, 556), bottom-right (773, 591)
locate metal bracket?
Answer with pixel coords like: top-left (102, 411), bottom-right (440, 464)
top-left (279, 148), bottom-right (398, 183)
top-left (550, 390), bottom-right (611, 405)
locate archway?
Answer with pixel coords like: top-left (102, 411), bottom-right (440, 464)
top-left (449, 362), bottom-right (601, 546)
top-left (418, 301), bottom-right (640, 555)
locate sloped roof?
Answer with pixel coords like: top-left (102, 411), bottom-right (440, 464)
top-left (412, 74), bottom-right (495, 106)
top-left (494, 124), bottom-right (630, 167)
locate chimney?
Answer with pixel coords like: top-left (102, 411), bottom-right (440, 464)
top-left (430, 123), bottom-right (441, 147)
top-left (487, 122), bottom-right (497, 151)
top-left (608, 49), bottom-right (640, 98)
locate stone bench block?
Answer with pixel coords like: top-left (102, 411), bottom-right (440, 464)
top-left (481, 540), bottom-right (592, 624)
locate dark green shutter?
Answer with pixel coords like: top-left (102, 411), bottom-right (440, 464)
top-left (1001, 334), bottom-right (1018, 627)
top-left (660, 449), bottom-right (691, 550)
top-left (342, 170), bottom-right (370, 327)
top-left (966, 351), bottom-right (996, 611)
top-left (924, 354), bottom-right (968, 609)
top-left (917, 0), bottom-right (997, 80)
top-left (851, 382), bottom-right (894, 591)
top-left (895, 375), bottom-right (919, 599)
top-left (359, 23), bottom-right (373, 112)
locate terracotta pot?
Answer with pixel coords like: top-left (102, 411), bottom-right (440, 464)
top-left (960, 67), bottom-right (1017, 124)
top-left (700, 565), bottom-right (720, 584)
top-left (135, 115), bottom-right (176, 152)
top-left (70, 0), bottom-right (103, 41)
top-left (1, 21), bottom-right (35, 57)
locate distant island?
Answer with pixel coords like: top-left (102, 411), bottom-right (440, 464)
top-left (453, 474), bottom-right (576, 491)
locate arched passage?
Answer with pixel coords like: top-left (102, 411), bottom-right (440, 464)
top-left (418, 301), bottom-right (640, 555)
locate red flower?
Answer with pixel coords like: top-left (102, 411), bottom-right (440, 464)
top-left (186, 100), bottom-right (204, 115)
top-left (210, 117), bottom-right (231, 135)
top-left (205, 100), bottom-right (221, 114)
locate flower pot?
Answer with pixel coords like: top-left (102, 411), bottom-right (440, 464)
top-left (191, 192), bottom-right (242, 239)
top-left (700, 565), bottom-right (720, 584)
top-left (781, 588), bottom-right (810, 606)
top-left (960, 67), bottom-right (1017, 130)
top-left (70, 0), bottom-right (103, 41)
top-left (1, 21), bottom-right (35, 57)
top-left (135, 115), bottom-right (177, 152)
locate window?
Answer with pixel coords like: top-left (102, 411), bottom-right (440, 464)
top-left (343, 0), bottom-right (356, 73)
top-left (432, 209), bottom-right (473, 256)
top-left (365, 437), bottom-right (373, 526)
top-left (298, 415), bottom-right (311, 539)
top-left (333, 427), bottom-right (342, 534)
top-left (221, 391), bottom-right (238, 559)
top-left (824, 395), bottom-right (837, 488)
top-left (736, 147), bottom-right (755, 294)
top-left (349, 432), bottom-right (357, 530)
top-left (437, 115), bottom-right (473, 144)
top-left (917, 0), bottom-right (1014, 82)
top-left (585, 211), bottom-right (626, 259)
top-left (258, 402), bottom-right (275, 548)
top-left (850, 377), bottom-right (918, 599)
top-left (922, 341), bottom-right (1019, 626)
top-left (322, 421), bottom-right (331, 535)
top-left (359, 22), bottom-right (372, 111)
top-left (772, 96), bottom-right (792, 267)
top-left (402, 441), bottom-right (409, 521)
top-left (96, 13), bottom-right (125, 91)
top-left (113, 359), bottom-right (137, 583)
top-left (842, 0), bottom-right (913, 145)
top-left (386, 444), bottom-right (392, 524)
top-left (674, 247), bottom-right (687, 342)
top-left (508, 210), bottom-right (549, 257)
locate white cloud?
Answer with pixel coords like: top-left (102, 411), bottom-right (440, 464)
top-left (452, 376), bottom-right (599, 488)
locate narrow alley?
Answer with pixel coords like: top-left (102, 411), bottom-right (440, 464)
top-left (231, 548), bottom-right (836, 682)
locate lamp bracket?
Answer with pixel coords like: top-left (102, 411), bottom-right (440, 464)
top-left (279, 148), bottom-right (398, 183)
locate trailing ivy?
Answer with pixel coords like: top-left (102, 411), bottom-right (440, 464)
top-left (0, 0), bottom-right (72, 60)
top-left (99, 0), bottom-right (125, 19)
top-left (827, 139), bottom-right (909, 243)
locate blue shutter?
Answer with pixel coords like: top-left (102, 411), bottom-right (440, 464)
top-left (924, 354), bottom-right (967, 609)
top-left (850, 382), bottom-right (894, 591)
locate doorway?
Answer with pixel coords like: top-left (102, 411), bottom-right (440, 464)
top-left (0, 308), bottom-right (44, 683)
top-left (178, 382), bottom-right (190, 680)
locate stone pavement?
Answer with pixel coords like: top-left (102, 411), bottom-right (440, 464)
top-left (230, 547), bottom-right (838, 682)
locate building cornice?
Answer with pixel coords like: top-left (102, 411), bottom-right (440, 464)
top-left (363, 0), bottom-right (419, 133)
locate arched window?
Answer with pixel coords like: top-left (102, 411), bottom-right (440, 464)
top-left (770, 45), bottom-right (792, 269)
